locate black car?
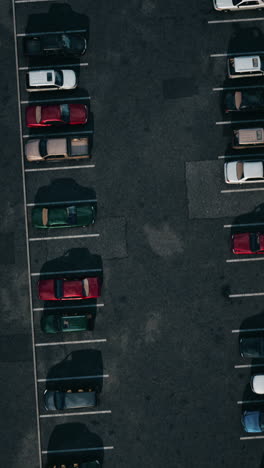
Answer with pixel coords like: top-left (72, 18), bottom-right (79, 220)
top-left (24, 33), bottom-right (86, 57)
top-left (224, 89), bottom-right (264, 113)
top-left (240, 335), bottom-right (264, 358)
top-left (44, 389), bottom-right (97, 411)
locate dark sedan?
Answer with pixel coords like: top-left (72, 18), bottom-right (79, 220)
top-left (24, 33), bottom-right (86, 57)
top-left (44, 389), bottom-right (97, 411)
top-left (240, 335), bottom-right (264, 358)
top-left (224, 89), bottom-right (264, 113)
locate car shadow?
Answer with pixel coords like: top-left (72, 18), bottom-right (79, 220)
top-left (33, 178), bottom-right (97, 205)
top-left (230, 203), bottom-right (264, 235)
top-left (45, 422), bottom-right (104, 467)
top-left (45, 349), bottom-right (105, 394)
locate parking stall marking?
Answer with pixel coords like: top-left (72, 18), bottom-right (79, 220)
top-left (232, 328), bottom-right (264, 333)
top-left (218, 154), bottom-right (264, 160)
top-left (42, 446), bottom-right (114, 454)
top-left (226, 257), bottom-right (264, 263)
top-left (27, 199), bottom-right (97, 207)
top-left (240, 435), bottom-right (264, 440)
top-left (40, 410), bottom-right (112, 418)
top-left (23, 130), bottom-right (93, 138)
top-left (230, 291), bottom-right (264, 297)
top-left (221, 187), bottom-right (264, 193)
top-left (16, 0), bottom-right (57, 3)
top-left (208, 17), bottom-right (264, 24)
top-left (31, 268), bottom-right (102, 277)
top-left (216, 119), bottom-right (264, 125)
top-left (224, 222), bottom-right (264, 228)
top-left (237, 400), bottom-right (264, 405)
top-left (17, 29), bottom-right (87, 37)
top-left (213, 85), bottom-right (264, 91)
top-left (11, 0), bottom-right (43, 465)
top-left (235, 364), bottom-right (264, 368)
top-left (21, 96), bottom-right (91, 105)
top-left (33, 303), bottom-right (104, 312)
top-left (35, 339), bottom-right (107, 347)
top-left (19, 63), bottom-right (89, 71)
top-left (211, 51), bottom-right (264, 57)
top-left (25, 165), bottom-right (95, 173)
top-left (37, 374), bottom-right (109, 383)
top-left (29, 233), bottom-right (100, 241)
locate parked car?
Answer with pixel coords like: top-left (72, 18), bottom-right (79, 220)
top-left (24, 33), bottom-right (86, 57)
top-left (224, 160), bottom-right (264, 183)
top-left (232, 232), bottom-right (264, 254)
top-left (48, 461), bottom-right (100, 468)
top-left (32, 204), bottom-right (96, 228)
top-left (251, 375), bottom-right (264, 394)
top-left (227, 55), bottom-right (264, 78)
top-left (41, 313), bottom-right (91, 333)
top-left (26, 103), bottom-right (88, 128)
top-left (26, 69), bottom-right (77, 92)
top-left (242, 410), bottom-right (264, 433)
top-left (25, 136), bottom-right (91, 161)
top-left (214, 0), bottom-right (264, 11)
top-left (38, 277), bottom-right (101, 301)
top-left (240, 335), bottom-right (264, 357)
top-left (224, 89), bottom-right (264, 113)
top-left (44, 388), bottom-right (97, 411)
top-left (233, 128), bottom-right (264, 148)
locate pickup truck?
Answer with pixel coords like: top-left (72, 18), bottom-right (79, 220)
top-left (232, 128), bottom-right (264, 149)
top-left (227, 55), bottom-right (264, 78)
top-left (26, 69), bottom-right (77, 92)
top-left (25, 135), bottom-right (91, 161)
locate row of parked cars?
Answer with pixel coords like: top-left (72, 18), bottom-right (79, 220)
top-left (212, 3), bottom-right (264, 438)
top-left (22, 31), bottom-right (102, 468)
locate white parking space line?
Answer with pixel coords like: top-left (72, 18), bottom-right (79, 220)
top-left (224, 222), bottom-right (264, 228)
top-left (31, 268), bottom-right (102, 277)
top-left (19, 63), bottom-right (89, 71)
top-left (237, 399), bottom-right (264, 405)
top-left (221, 187), bottom-right (264, 193)
top-left (12, 0), bottom-right (43, 465)
top-left (235, 364), bottom-right (264, 368)
top-left (42, 446), bottom-right (114, 454)
top-left (25, 165), bottom-right (95, 173)
top-left (213, 85), bottom-right (264, 91)
top-left (232, 328), bottom-right (264, 333)
top-left (33, 303), bottom-right (104, 311)
top-left (240, 435), bottom-right (264, 440)
top-left (208, 17), bottom-right (264, 24)
top-left (16, 0), bottom-right (57, 3)
top-left (21, 96), bottom-right (91, 105)
top-left (230, 291), bottom-right (264, 297)
top-left (38, 374), bottom-right (109, 382)
top-left (23, 130), bottom-right (93, 139)
top-left (40, 410), bottom-right (112, 418)
top-left (36, 339), bottom-right (107, 347)
top-left (17, 29), bottom-right (87, 37)
top-left (27, 199), bottom-right (97, 207)
top-left (218, 154), bottom-right (264, 160)
top-left (216, 119), bottom-right (264, 125)
top-left (226, 257), bottom-right (264, 263)
top-left (211, 51), bottom-right (264, 57)
top-left (29, 233), bottom-right (100, 242)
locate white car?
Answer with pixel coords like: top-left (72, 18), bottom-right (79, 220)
top-left (224, 160), bottom-right (264, 184)
top-left (214, 0), bottom-right (264, 11)
top-left (251, 375), bottom-right (264, 394)
top-left (26, 69), bottom-right (77, 92)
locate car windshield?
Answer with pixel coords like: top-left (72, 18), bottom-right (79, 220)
top-left (54, 392), bottom-right (65, 410)
top-left (61, 34), bottom-right (71, 49)
top-left (260, 412), bottom-right (264, 430)
top-left (39, 139), bottom-right (47, 157)
top-left (60, 104), bottom-right (70, 123)
top-left (250, 233), bottom-right (260, 252)
top-left (233, 0), bottom-right (241, 4)
top-left (54, 71), bottom-right (63, 87)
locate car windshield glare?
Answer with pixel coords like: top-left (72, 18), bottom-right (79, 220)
top-left (60, 104), bottom-right (70, 123)
top-left (61, 34), bottom-right (71, 49)
top-left (55, 70), bottom-right (63, 87)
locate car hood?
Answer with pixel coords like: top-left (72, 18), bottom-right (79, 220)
top-left (25, 139), bottom-right (41, 160)
top-left (240, 336), bottom-right (264, 357)
top-left (62, 69), bottom-right (77, 88)
top-left (252, 375), bottom-right (264, 394)
top-left (232, 233), bottom-right (251, 252)
top-left (70, 35), bottom-right (87, 53)
top-left (69, 104), bottom-right (88, 124)
top-left (225, 162), bottom-right (238, 182)
top-left (242, 411), bottom-right (262, 433)
top-left (214, 0), bottom-right (234, 8)
top-left (44, 390), bottom-right (57, 410)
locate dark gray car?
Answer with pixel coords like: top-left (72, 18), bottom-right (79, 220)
top-left (44, 389), bottom-right (97, 411)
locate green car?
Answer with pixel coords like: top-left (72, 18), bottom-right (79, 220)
top-left (32, 203), bottom-right (96, 228)
top-left (41, 314), bottom-right (90, 333)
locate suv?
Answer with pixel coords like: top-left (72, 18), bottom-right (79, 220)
top-left (227, 55), bottom-right (264, 78)
top-left (214, 0), bottom-right (264, 11)
top-left (26, 69), bottom-right (77, 92)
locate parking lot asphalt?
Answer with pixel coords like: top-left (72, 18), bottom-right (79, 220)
top-left (4, 0), bottom-right (264, 467)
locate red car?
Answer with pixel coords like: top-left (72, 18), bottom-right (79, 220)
top-left (232, 232), bottom-right (264, 255)
top-left (38, 277), bottom-right (101, 300)
top-left (26, 103), bottom-right (88, 127)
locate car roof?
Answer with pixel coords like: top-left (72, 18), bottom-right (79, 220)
top-left (63, 391), bottom-right (96, 409)
top-left (243, 161), bottom-right (264, 179)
